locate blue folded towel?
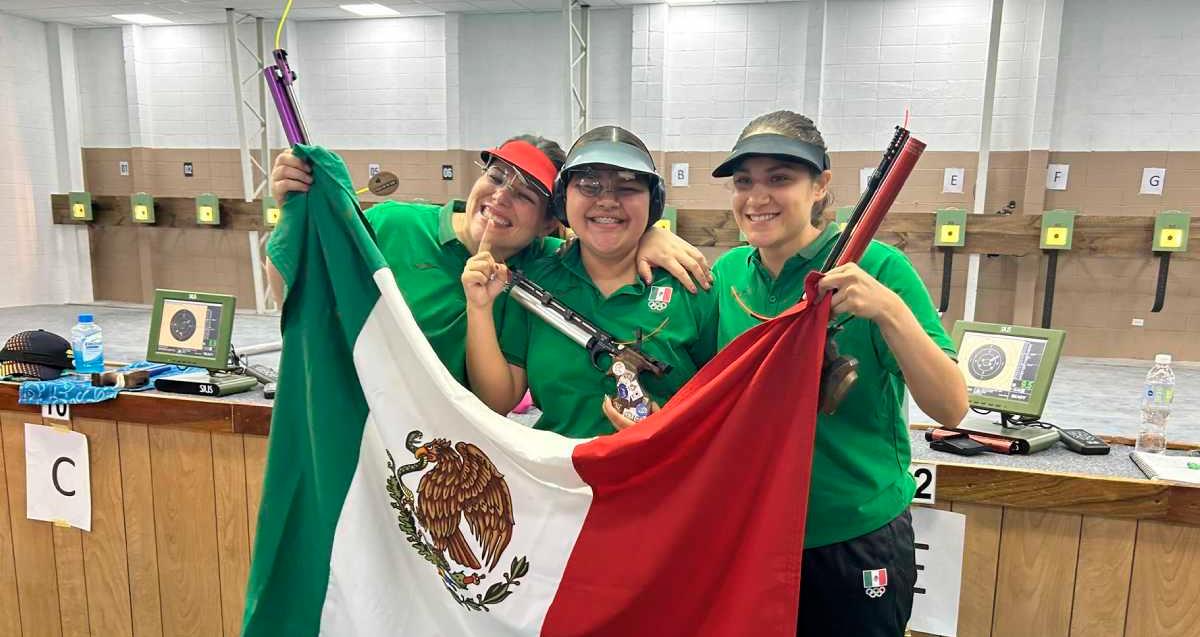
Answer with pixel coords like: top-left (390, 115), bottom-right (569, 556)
top-left (18, 361), bottom-right (202, 405)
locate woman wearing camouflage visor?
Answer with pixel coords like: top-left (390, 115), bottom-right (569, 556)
top-left (709, 110), bottom-right (967, 636)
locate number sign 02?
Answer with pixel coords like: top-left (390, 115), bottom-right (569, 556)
top-left (910, 463), bottom-right (937, 505)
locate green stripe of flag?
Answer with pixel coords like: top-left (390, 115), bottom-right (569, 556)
top-left (243, 145), bottom-right (389, 636)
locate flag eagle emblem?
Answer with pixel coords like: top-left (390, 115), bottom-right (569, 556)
top-left (387, 430), bottom-right (530, 611)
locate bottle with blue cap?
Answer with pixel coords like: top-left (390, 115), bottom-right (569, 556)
top-left (71, 313), bottom-right (105, 374)
top-left (1137, 353), bottom-right (1175, 453)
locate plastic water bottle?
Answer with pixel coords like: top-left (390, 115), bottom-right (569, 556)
top-left (71, 314), bottom-right (105, 374)
top-left (1137, 353), bottom-right (1175, 453)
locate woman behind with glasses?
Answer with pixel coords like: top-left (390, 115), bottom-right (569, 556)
top-left (462, 126), bottom-right (719, 437)
top-left (265, 135), bottom-right (712, 388)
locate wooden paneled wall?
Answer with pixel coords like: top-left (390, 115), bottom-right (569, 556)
top-left (80, 146), bottom-right (478, 306)
top-left (75, 146), bottom-right (1200, 359)
top-left (4, 408), bottom-right (1200, 636)
top-left (81, 147), bottom-right (475, 203)
top-left (907, 501), bottom-right (1200, 637)
top-left (0, 411), bottom-right (267, 637)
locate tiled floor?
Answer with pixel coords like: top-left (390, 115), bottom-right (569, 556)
top-left (909, 355), bottom-right (1200, 442)
top-left (0, 303), bottom-right (282, 369)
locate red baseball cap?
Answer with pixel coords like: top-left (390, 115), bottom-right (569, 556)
top-left (480, 140), bottom-right (558, 197)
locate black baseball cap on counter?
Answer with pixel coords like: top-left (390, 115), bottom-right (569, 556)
top-left (0, 330), bottom-right (74, 380)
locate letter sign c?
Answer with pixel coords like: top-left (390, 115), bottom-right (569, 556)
top-left (52, 457), bottom-right (76, 497)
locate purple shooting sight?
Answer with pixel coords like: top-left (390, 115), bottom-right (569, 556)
top-left (265, 49), bottom-right (308, 145)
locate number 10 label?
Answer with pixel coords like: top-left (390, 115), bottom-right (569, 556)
top-left (42, 403), bottom-right (71, 421)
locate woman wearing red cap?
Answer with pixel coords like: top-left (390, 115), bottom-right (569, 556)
top-left (266, 135), bottom-right (711, 387)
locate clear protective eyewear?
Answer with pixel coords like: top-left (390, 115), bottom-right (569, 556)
top-left (571, 169), bottom-right (650, 201)
top-left (475, 158), bottom-right (547, 206)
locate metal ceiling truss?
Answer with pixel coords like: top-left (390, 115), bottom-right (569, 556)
top-left (225, 8), bottom-right (273, 313)
top-left (565, 0), bottom-right (590, 140)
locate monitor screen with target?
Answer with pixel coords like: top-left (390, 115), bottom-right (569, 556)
top-left (146, 289), bottom-right (236, 370)
top-left (950, 321), bottom-right (1066, 418)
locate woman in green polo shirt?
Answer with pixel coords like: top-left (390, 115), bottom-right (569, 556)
top-left (462, 126), bottom-right (718, 438)
top-left (265, 135), bottom-right (713, 387)
top-left (709, 111), bottom-right (967, 636)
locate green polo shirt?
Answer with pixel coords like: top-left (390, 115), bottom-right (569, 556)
top-left (364, 199), bottom-right (558, 386)
top-left (712, 224), bottom-right (956, 548)
top-left (498, 242), bottom-right (719, 438)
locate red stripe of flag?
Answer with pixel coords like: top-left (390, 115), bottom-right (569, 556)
top-left (543, 274), bottom-right (830, 637)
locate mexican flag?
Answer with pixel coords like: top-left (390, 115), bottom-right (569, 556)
top-left (243, 146), bottom-right (830, 636)
top-left (863, 568), bottom-right (888, 588)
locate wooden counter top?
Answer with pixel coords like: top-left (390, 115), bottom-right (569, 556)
top-left (0, 382), bottom-right (272, 435)
top-left (5, 380), bottom-right (1197, 525)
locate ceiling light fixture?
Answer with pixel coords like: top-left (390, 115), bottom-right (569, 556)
top-left (339, 3), bottom-right (404, 17)
top-left (111, 13), bottom-right (175, 25)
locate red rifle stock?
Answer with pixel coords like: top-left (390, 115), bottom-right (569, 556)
top-left (834, 136), bottom-right (925, 267)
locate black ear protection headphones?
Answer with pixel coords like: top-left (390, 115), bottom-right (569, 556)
top-left (551, 170), bottom-right (666, 230)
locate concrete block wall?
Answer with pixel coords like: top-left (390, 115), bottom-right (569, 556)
top-left (631, 4), bottom-right (668, 150)
top-left (137, 25), bottom-right (239, 148)
top-left (822, 0), bottom-right (994, 151)
top-left (0, 14), bottom-right (85, 306)
top-left (460, 11), bottom-right (567, 149)
top-left (57, 0), bottom-right (1200, 157)
top-left (663, 2), bottom-right (809, 152)
top-left (589, 8), bottom-right (634, 130)
top-left (1052, 0), bottom-right (1200, 151)
top-left (445, 13), bottom-right (463, 149)
top-left (296, 17), bottom-right (448, 149)
top-left (75, 27), bottom-right (130, 148)
top-left (8, 0), bottom-right (1200, 356)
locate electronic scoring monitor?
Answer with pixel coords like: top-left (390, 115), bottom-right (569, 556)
top-left (951, 321), bottom-right (1066, 419)
top-left (146, 289), bottom-right (236, 370)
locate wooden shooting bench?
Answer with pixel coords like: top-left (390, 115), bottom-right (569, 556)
top-left (0, 384), bottom-right (1196, 637)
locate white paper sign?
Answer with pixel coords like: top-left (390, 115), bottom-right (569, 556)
top-left (1046, 164), bottom-right (1069, 190)
top-left (910, 462), bottom-right (937, 504)
top-left (942, 168), bottom-right (965, 194)
top-left (41, 403), bottom-right (70, 421)
top-left (670, 163), bottom-right (689, 187)
top-left (860, 167), bottom-right (874, 194)
top-left (909, 507), bottom-right (966, 636)
top-left (368, 163), bottom-right (381, 178)
top-left (119, 160), bottom-right (130, 177)
top-left (1140, 167), bottom-right (1166, 195)
top-left (25, 423), bottom-right (91, 531)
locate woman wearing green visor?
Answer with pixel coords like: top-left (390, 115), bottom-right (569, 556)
top-left (709, 111), bottom-right (967, 636)
top-left (462, 126), bottom-right (718, 437)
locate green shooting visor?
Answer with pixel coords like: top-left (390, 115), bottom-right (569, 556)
top-left (712, 133), bottom-right (831, 178)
